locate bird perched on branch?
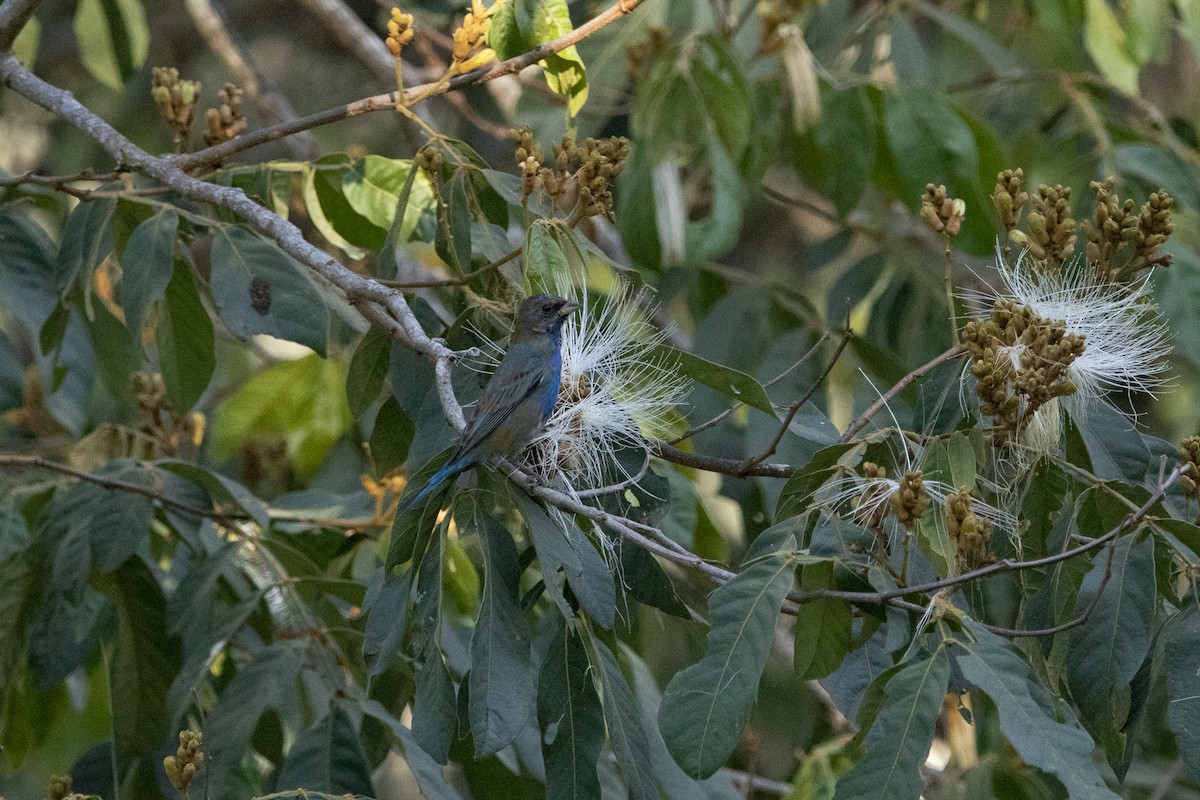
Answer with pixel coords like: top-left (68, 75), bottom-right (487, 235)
top-left (398, 294), bottom-right (581, 512)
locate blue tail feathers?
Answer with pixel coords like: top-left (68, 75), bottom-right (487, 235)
top-left (397, 455), bottom-right (473, 513)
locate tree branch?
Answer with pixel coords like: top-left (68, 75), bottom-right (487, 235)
top-left (171, 0), bottom-right (646, 170)
top-left (839, 343), bottom-right (967, 442)
top-left (183, 0), bottom-right (319, 160)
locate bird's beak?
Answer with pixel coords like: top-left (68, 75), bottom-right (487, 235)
top-left (559, 300), bottom-right (582, 316)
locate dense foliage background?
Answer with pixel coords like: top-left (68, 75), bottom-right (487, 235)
top-left (4, 0), bottom-right (1200, 798)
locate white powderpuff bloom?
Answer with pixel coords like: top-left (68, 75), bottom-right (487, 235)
top-left (523, 286), bottom-right (688, 493)
top-left (820, 470), bottom-right (1014, 533)
top-left (964, 247), bottom-right (1170, 405)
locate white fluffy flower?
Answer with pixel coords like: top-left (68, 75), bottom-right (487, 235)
top-left (523, 286), bottom-right (687, 492)
top-left (984, 248), bottom-right (1169, 399)
top-left (962, 247), bottom-right (1170, 457)
top-left (820, 470), bottom-right (1013, 531)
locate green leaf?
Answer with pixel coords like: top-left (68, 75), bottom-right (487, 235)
top-left (795, 85), bottom-right (877, 216)
top-left (362, 567), bottom-right (411, 677)
top-left (469, 503), bottom-right (535, 757)
top-left (157, 459), bottom-right (270, 528)
top-left (793, 563), bottom-right (853, 680)
top-left (157, 257), bottom-right (214, 411)
top-left (412, 532), bottom-right (457, 764)
top-left (515, 0), bottom-right (589, 115)
top-left (0, 505), bottom-right (30, 564)
top-left (73, 0), bottom-right (149, 89)
top-left (435, 169), bottom-right (473, 274)
top-left (525, 220), bottom-right (571, 296)
top-left (303, 164), bottom-right (371, 258)
top-left (276, 705), bottom-right (374, 796)
top-left (98, 559), bottom-right (180, 760)
top-left (203, 642), bottom-right (306, 800)
top-left (83, 300), bottom-right (143, 403)
top-left (209, 226), bottom-right (329, 356)
top-left (539, 621), bottom-right (605, 800)
top-left (1066, 534), bottom-right (1156, 746)
top-left (776, 442), bottom-right (861, 518)
top-left (1065, 400), bottom-right (1152, 482)
top-left (370, 395), bottom-right (415, 475)
top-left (1166, 605), bottom-right (1200, 779)
top-left (1084, 0), bottom-right (1140, 94)
top-left (619, 544), bottom-right (690, 618)
top-left (957, 636), bottom-right (1120, 800)
top-left (360, 699), bottom-right (465, 799)
top-left (212, 353), bottom-right (351, 480)
top-left (488, 0), bottom-right (523, 59)
top-left (56, 197), bottom-right (116, 302)
top-left (590, 636), bottom-right (658, 800)
top-left (655, 345), bottom-right (775, 416)
top-left (346, 327), bottom-right (392, 419)
top-left (658, 538), bottom-right (796, 778)
top-left (119, 209), bottom-right (177, 350)
top-left (0, 210), bottom-right (58, 335)
top-left (881, 86), bottom-right (978, 215)
top-left (88, 460), bottom-right (155, 572)
top-left (518, 493), bottom-right (616, 628)
top-left (832, 648), bottom-right (950, 800)
top-left (341, 155), bottom-right (431, 232)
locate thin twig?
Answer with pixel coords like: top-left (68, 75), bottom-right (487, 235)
top-left (379, 243), bottom-right (524, 289)
top-left (737, 327), bottom-right (853, 475)
top-left (183, 0), bottom-right (318, 160)
top-left (651, 440), bottom-right (795, 479)
top-left (669, 331), bottom-right (833, 445)
top-left (172, 0), bottom-right (647, 170)
top-left (839, 344), bottom-right (967, 442)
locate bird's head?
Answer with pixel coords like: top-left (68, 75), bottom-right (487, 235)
top-left (512, 294), bottom-right (581, 339)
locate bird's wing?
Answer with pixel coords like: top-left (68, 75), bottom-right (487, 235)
top-left (454, 360), bottom-right (545, 459)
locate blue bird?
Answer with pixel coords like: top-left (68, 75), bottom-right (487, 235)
top-left (397, 294), bottom-right (581, 512)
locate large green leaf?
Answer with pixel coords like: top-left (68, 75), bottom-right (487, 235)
top-left (157, 257), bottom-right (214, 411)
top-left (72, 0), bottom-right (149, 88)
top-left (119, 209), bottom-right (177, 350)
top-left (654, 345), bottom-right (775, 416)
top-left (518, 493), bottom-right (615, 628)
top-left (1066, 534), bottom-right (1155, 748)
top-left (503, 0), bottom-right (589, 116)
top-left (360, 698), bottom-right (466, 799)
top-left (832, 648), bottom-right (950, 800)
top-left (275, 705), bottom-right (374, 796)
top-left (795, 85), bottom-right (877, 216)
top-left (793, 563), bottom-right (853, 681)
top-left (98, 559), bottom-right (180, 760)
top-left (658, 537), bottom-right (796, 778)
top-left (957, 636), bottom-right (1120, 799)
top-left (1166, 605), bottom-right (1200, 780)
top-left (0, 210), bottom-right (58, 335)
top-left (345, 326), bottom-right (391, 419)
top-left (468, 504), bottom-right (535, 757)
top-left (340, 155), bottom-right (432, 233)
top-left (209, 226), bottom-right (329, 356)
top-left (212, 353), bottom-right (351, 479)
top-left (539, 622), bottom-right (605, 800)
top-left (590, 636), bottom-right (658, 800)
top-left (203, 642), bottom-right (306, 800)
top-left (434, 169), bottom-right (473, 274)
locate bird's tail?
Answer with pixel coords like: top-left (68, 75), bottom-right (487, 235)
top-left (397, 456), bottom-right (472, 514)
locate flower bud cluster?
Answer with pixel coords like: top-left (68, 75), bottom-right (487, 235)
top-left (203, 83), bottom-right (246, 147)
top-left (1083, 179), bottom-right (1174, 280)
top-left (945, 489), bottom-right (991, 569)
top-left (1013, 183), bottom-right (1075, 265)
top-left (853, 461), bottom-right (891, 529)
top-left (164, 730), bottom-right (205, 795)
top-left (963, 298), bottom-right (1085, 445)
top-left (47, 775), bottom-right (74, 800)
top-left (451, 0), bottom-right (495, 75)
top-left (890, 469), bottom-right (929, 529)
top-left (152, 67), bottom-right (201, 147)
top-left (1180, 435), bottom-right (1200, 498)
top-left (992, 168), bottom-right (1027, 234)
top-left (386, 7), bottom-right (415, 57)
top-left (415, 144), bottom-right (444, 176)
top-left (510, 128), bottom-right (629, 219)
top-left (920, 183), bottom-right (966, 237)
